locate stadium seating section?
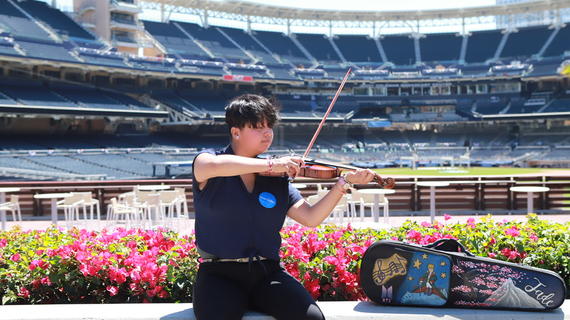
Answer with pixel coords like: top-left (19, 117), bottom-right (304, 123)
top-left (0, 0), bottom-right (568, 122)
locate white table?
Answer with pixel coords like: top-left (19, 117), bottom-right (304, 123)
top-left (417, 182), bottom-right (450, 223)
top-left (510, 186), bottom-right (550, 213)
top-left (291, 183), bottom-right (307, 189)
top-left (357, 189), bottom-right (396, 223)
top-left (137, 185), bottom-right (171, 191)
top-left (0, 187), bottom-right (21, 230)
top-left (34, 193), bottom-right (72, 226)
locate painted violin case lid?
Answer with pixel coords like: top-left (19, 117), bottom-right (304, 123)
top-left (360, 239), bottom-right (566, 311)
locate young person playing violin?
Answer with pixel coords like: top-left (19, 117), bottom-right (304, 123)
top-left (192, 94), bottom-right (378, 320)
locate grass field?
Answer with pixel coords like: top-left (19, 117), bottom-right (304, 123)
top-left (373, 167), bottom-right (568, 176)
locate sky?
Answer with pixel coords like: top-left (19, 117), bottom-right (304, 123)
top-left (48, 0), bottom-right (497, 12)
top-left (240, 0), bottom-right (497, 11)
top-left (47, 0), bottom-right (500, 34)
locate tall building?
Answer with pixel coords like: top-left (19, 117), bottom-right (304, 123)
top-left (73, 0), bottom-right (145, 54)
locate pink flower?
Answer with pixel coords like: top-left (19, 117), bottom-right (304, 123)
top-left (29, 259), bottom-right (50, 271)
top-left (421, 221), bottom-right (431, 228)
top-left (106, 285), bottom-right (119, 296)
top-left (0, 238), bottom-right (7, 247)
top-left (157, 290), bottom-right (169, 299)
top-left (18, 287), bottom-right (30, 299)
top-left (406, 230), bottom-right (422, 243)
top-left (444, 214), bottom-right (452, 221)
top-left (529, 233), bottom-right (538, 242)
top-left (10, 253), bottom-right (20, 262)
top-left (505, 226), bottom-right (520, 237)
top-left (488, 252), bottom-right (497, 258)
top-left (31, 279), bottom-right (41, 289)
top-left (109, 267), bottom-right (128, 284)
top-left (324, 256), bottom-right (339, 266)
top-left (304, 277), bottom-right (321, 299)
top-left (40, 277), bottom-right (52, 286)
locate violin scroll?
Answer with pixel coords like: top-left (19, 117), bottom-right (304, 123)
top-left (373, 175), bottom-right (396, 189)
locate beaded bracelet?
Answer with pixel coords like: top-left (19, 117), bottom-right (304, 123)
top-left (267, 157), bottom-right (274, 172)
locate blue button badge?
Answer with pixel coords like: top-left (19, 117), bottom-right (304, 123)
top-left (258, 192), bottom-right (277, 209)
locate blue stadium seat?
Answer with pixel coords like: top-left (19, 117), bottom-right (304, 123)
top-left (252, 30), bottom-right (311, 66)
top-left (177, 91), bottom-right (228, 114)
top-left (152, 91), bottom-right (200, 114)
top-left (0, 37), bottom-right (21, 56)
top-left (474, 95), bottom-right (510, 114)
top-left (465, 29), bottom-right (503, 63)
top-left (334, 35), bottom-right (383, 63)
top-left (544, 97), bottom-right (570, 112)
top-left (226, 64), bottom-right (269, 78)
top-left (178, 60), bottom-right (226, 76)
top-left (0, 91), bottom-right (18, 105)
top-left (500, 25), bottom-right (551, 59)
top-left (0, 1), bottom-right (51, 40)
top-left (175, 21), bottom-right (250, 63)
top-left (294, 68), bottom-right (327, 80)
top-left (542, 25), bottom-right (570, 58)
top-left (76, 49), bottom-right (129, 68)
top-left (217, 26), bottom-right (279, 64)
top-left (0, 82), bottom-right (76, 107)
top-left (142, 20), bottom-right (210, 60)
top-left (15, 37), bottom-right (78, 62)
top-left (381, 34), bottom-right (415, 65)
top-left (526, 59), bottom-right (561, 77)
top-left (18, 0), bottom-right (99, 43)
top-left (294, 33), bottom-right (341, 64)
top-left (419, 32), bottom-right (462, 64)
top-left (265, 64), bottom-right (298, 80)
top-left (128, 56), bottom-right (176, 73)
top-left (323, 67), bottom-right (350, 79)
top-left (51, 85), bottom-right (136, 110)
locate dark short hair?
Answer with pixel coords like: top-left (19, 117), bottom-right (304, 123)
top-left (225, 94), bottom-right (279, 130)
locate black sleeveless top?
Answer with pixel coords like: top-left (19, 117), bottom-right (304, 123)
top-left (192, 145), bottom-right (303, 261)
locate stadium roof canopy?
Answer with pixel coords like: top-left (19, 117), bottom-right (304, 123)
top-left (141, 0), bottom-right (570, 29)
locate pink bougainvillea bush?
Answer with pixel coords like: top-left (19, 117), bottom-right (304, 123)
top-left (0, 214), bottom-right (568, 304)
top-left (0, 228), bottom-right (198, 304)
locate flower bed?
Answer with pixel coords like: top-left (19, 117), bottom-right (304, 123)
top-left (1, 214), bottom-right (568, 304)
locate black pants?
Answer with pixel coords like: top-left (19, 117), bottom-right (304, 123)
top-left (193, 259), bottom-right (325, 320)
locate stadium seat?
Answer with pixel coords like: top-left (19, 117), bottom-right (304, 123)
top-left (252, 30), bottom-right (311, 66)
top-left (380, 34), bottom-right (415, 65)
top-left (294, 33), bottom-right (342, 64)
top-left (464, 29), bottom-right (503, 63)
top-left (335, 34), bottom-right (383, 64)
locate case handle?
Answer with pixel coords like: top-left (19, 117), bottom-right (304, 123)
top-left (424, 239), bottom-right (475, 257)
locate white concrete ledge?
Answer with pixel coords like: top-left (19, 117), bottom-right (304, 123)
top-left (0, 301), bottom-right (567, 320)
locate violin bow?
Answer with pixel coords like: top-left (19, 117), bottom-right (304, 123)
top-left (302, 68), bottom-right (352, 159)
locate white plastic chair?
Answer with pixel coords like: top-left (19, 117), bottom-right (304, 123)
top-left (349, 189), bottom-right (389, 222)
top-left (56, 193), bottom-right (83, 225)
top-left (137, 193), bottom-right (164, 229)
top-left (75, 192), bottom-right (101, 220)
top-left (307, 193), bottom-right (350, 225)
top-left (107, 197), bottom-right (139, 228)
top-left (173, 187), bottom-right (189, 218)
top-left (0, 195), bottom-right (22, 221)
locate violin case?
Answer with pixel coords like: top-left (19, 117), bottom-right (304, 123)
top-left (359, 239), bottom-right (566, 311)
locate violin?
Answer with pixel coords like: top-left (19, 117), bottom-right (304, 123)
top-left (300, 158), bottom-right (396, 189)
top-left (295, 68), bottom-right (395, 189)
